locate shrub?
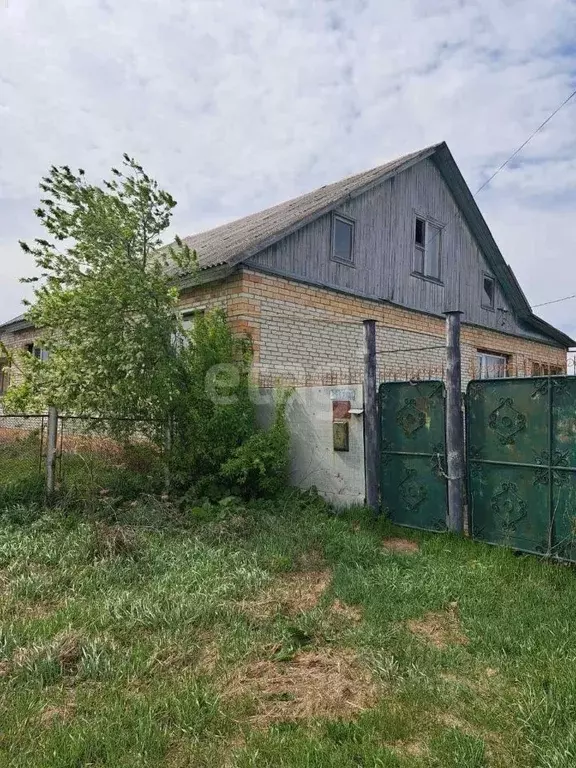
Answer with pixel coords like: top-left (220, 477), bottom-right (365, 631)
top-left (220, 391), bottom-right (291, 499)
top-left (169, 309), bottom-right (257, 487)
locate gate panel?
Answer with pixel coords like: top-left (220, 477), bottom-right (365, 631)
top-left (380, 381), bottom-right (447, 531)
top-left (467, 377), bottom-right (576, 560)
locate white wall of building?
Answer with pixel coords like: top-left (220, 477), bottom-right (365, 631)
top-left (256, 385), bottom-right (365, 508)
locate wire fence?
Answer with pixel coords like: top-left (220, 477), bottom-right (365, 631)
top-left (0, 413), bottom-right (165, 506)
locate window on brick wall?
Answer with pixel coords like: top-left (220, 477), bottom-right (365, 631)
top-left (0, 361), bottom-right (9, 395)
top-left (175, 308), bottom-right (205, 347)
top-left (331, 214), bottom-right (355, 264)
top-left (25, 343), bottom-right (49, 361)
top-left (477, 350), bottom-right (509, 379)
top-left (532, 361), bottom-right (564, 376)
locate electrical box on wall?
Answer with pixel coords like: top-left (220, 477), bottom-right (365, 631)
top-left (333, 421), bottom-right (349, 451)
top-left (332, 400), bottom-right (351, 452)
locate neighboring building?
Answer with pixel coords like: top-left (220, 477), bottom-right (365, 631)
top-left (1, 142), bottom-right (572, 504)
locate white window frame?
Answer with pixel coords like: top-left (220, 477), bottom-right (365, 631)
top-left (477, 351), bottom-right (508, 379)
top-left (412, 214), bottom-right (443, 283)
top-left (0, 361), bottom-right (9, 395)
top-left (176, 307), bottom-right (206, 347)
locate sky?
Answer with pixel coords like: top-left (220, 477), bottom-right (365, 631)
top-left (1, 0), bottom-right (575, 341)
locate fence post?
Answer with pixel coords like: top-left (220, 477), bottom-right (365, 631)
top-left (163, 421), bottom-right (171, 494)
top-left (363, 319), bottom-right (379, 513)
top-left (46, 406), bottom-right (58, 499)
top-left (444, 311), bottom-right (465, 533)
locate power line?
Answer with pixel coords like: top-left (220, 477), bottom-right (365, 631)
top-left (376, 344), bottom-right (445, 355)
top-left (474, 87), bottom-right (576, 196)
top-left (531, 293), bottom-right (576, 309)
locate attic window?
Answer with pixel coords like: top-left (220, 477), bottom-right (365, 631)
top-left (482, 275), bottom-right (495, 310)
top-left (331, 214), bottom-right (355, 264)
top-left (413, 216), bottom-right (441, 280)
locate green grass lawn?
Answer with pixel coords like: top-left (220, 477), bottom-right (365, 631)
top-left (1, 496), bottom-right (576, 767)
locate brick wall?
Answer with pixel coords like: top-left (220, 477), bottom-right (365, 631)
top-left (2, 268), bottom-right (567, 394)
top-left (235, 269), bottom-right (567, 386)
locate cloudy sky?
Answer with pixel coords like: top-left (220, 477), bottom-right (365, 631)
top-left (1, 0), bottom-right (575, 339)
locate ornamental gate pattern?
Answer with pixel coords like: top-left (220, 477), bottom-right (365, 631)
top-left (379, 381), bottom-right (448, 531)
top-left (467, 377), bottom-right (576, 560)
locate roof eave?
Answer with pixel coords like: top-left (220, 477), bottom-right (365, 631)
top-left (432, 144), bottom-right (572, 348)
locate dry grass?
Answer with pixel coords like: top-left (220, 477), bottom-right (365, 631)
top-left (382, 537), bottom-right (420, 554)
top-left (238, 570), bottom-right (331, 619)
top-left (224, 648), bottom-right (378, 726)
top-left (39, 690), bottom-right (76, 726)
top-left (6, 630), bottom-right (84, 677)
top-left (89, 523), bottom-right (140, 560)
top-left (407, 603), bottom-right (468, 649)
top-left (331, 599), bottom-right (363, 623)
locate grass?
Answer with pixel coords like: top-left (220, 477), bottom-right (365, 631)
top-left (0, 430), bottom-right (164, 508)
top-left (0, 494), bottom-right (576, 766)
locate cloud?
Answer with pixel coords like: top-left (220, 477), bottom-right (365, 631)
top-left (0, 0), bottom-right (575, 338)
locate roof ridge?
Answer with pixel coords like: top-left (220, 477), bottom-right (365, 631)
top-left (175, 143), bottom-right (441, 273)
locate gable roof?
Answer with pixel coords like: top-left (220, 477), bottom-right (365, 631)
top-left (176, 144), bottom-right (439, 272)
top-left (175, 141), bottom-right (573, 348)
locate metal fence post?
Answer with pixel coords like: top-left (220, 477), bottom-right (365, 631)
top-left (444, 311), bottom-right (465, 533)
top-left (163, 421), bottom-right (171, 494)
top-left (363, 319), bottom-right (379, 513)
top-left (46, 406), bottom-right (58, 499)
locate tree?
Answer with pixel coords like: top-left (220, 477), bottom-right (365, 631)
top-left (4, 156), bottom-right (196, 436)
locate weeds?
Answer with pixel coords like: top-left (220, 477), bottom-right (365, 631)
top-left (0, 498), bottom-right (575, 766)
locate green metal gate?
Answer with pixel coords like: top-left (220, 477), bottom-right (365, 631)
top-left (380, 381), bottom-right (448, 531)
top-left (467, 377), bottom-right (576, 560)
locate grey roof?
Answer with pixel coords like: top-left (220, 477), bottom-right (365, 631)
top-left (177, 144), bottom-right (439, 272)
top-left (0, 313), bottom-right (31, 333)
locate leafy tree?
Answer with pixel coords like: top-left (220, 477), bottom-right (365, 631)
top-left (4, 156), bottom-right (196, 435)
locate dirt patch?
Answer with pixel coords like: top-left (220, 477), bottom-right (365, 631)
top-left (296, 549), bottom-right (326, 571)
top-left (331, 599), bottom-right (363, 623)
top-left (39, 690), bottom-right (76, 726)
top-left (224, 648), bottom-right (378, 725)
top-left (407, 604), bottom-right (468, 649)
top-left (239, 570), bottom-right (331, 619)
top-left (9, 630), bottom-right (84, 676)
top-left (391, 741), bottom-right (427, 758)
top-left (382, 537), bottom-right (419, 554)
top-left (195, 637), bottom-right (221, 675)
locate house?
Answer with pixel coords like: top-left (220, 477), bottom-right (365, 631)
top-left (1, 141), bottom-right (572, 504)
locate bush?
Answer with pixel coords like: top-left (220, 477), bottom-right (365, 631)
top-left (220, 392), bottom-right (291, 498)
top-left (168, 309), bottom-right (256, 487)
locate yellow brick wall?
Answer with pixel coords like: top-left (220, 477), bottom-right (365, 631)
top-left (1, 268), bottom-right (567, 394)
top-left (235, 269), bottom-right (566, 387)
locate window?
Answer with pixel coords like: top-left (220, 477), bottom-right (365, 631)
top-left (482, 275), bottom-right (495, 309)
top-left (413, 216), bottom-right (441, 280)
top-left (176, 308), bottom-right (205, 347)
top-left (181, 310), bottom-right (203, 334)
top-left (25, 343), bottom-right (48, 361)
top-left (532, 361), bottom-right (565, 376)
top-left (0, 361), bottom-right (9, 395)
top-left (331, 214), bottom-right (354, 264)
top-left (477, 351), bottom-right (508, 379)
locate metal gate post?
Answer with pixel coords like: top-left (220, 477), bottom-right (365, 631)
top-left (445, 311), bottom-right (465, 533)
top-left (363, 319), bottom-right (379, 513)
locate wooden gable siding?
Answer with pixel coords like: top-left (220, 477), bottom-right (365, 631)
top-left (246, 157), bottom-right (552, 345)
